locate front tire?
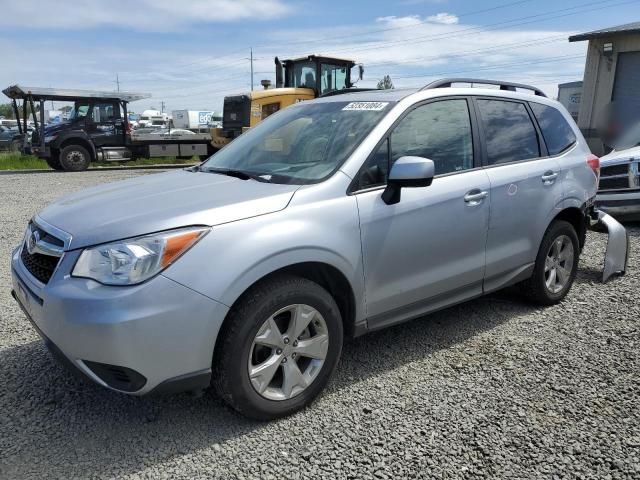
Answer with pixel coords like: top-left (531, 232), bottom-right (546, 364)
top-left (45, 154), bottom-right (64, 170)
top-left (213, 274), bottom-right (343, 420)
top-left (59, 144), bottom-right (91, 171)
top-left (521, 220), bottom-right (580, 305)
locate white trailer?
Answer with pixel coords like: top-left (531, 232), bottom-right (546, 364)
top-left (172, 110), bottom-right (216, 131)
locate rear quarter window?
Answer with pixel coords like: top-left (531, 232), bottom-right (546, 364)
top-left (530, 102), bottom-right (577, 156)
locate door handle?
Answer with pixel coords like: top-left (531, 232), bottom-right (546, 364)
top-left (541, 171), bottom-right (559, 184)
top-left (464, 190), bottom-right (488, 205)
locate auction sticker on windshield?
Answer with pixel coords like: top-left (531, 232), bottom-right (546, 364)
top-left (342, 102), bottom-right (389, 111)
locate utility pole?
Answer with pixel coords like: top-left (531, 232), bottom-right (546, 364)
top-left (250, 47), bottom-right (254, 91)
top-left (116, 74), bottom-right (120, 92)
top-left (161, 101), bottom-right (165, 113)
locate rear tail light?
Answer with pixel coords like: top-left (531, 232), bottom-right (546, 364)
top-left (587, 154), bottom-right (600, 182)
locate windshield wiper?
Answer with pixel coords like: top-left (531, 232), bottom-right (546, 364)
top-left (202, 167), bottom-right (270, 182)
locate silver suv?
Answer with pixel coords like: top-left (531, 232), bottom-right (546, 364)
top-left (11, 79), bottom-right (627, 420)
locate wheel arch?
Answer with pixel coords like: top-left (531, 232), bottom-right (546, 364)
top-left (215, 261), bottom-right (358, 358)
top-left (551, 205), bottom-right (587, 249)
top-left (58, 136), bottom-right (96, 161)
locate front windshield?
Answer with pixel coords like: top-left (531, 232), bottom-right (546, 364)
top-left (200, 100), bottom-right (393, 184)
top-left (69, 102), bottom-right (90, 121)
top-left (287, 61), bottom-right (317, 89)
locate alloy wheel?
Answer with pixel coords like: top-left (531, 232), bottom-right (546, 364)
top-left (248, 304), bottom-right (329, 401)
top-left (544, 235), bottom-right (574, 294)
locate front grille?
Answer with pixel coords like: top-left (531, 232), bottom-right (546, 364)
top-left (599, 177), bottom-right (630, 190)
top-left (598, 160), bottom-right (639, 191)
top-left (601, 164), bottom-right (630, 176)
top-left (19, 222), bottom-right (66, 284)
top-left (20, 246), bottom-right (59, 284)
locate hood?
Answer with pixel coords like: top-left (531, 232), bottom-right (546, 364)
top-left (600, 145), bottom-right (640, 165)
top-left (37, 169), bottom-right (300, 249)
top-left (43, 122), bottom-right (72, 136)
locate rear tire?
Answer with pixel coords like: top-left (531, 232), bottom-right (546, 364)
top-left (521, 220), bottom-right (579, 305)
top-left (213, 274), bottom-right (343, 420)
top-left (59, 145), bottom-right (91, 171)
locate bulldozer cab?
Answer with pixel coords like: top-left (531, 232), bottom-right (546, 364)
top-left (211, 54), bottom-right (362, 150)
top-left (276, 55), bottom-right (360, 97)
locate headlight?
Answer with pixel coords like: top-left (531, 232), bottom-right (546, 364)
top-left (72, 227), bottom-right (209, 285)
top-left (44, 135), bottom-right (57, 143)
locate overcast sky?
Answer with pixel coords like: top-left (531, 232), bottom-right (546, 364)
top-left (1, 0), bottom-right (639, 113)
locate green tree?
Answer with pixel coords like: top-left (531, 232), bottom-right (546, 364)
top-left (0, 103), bottom-right (15, 119)
top-left (0, 102), bottom-right (41, 120)
top-left (377, 75), bottom-right (394, 90)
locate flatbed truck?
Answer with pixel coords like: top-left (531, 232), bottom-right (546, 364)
top-left (2, 85), bottom-right (216, 171)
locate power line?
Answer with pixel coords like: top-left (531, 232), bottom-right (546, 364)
top-left (364, 34), bottom-right (569, 68)
top-left (156, 54), bottom-right (587, 103)
top-left (284, 0), bottom-right (633, 58)
top-left (394, 54), bottom-right (585, 81)
top-left (135, 32), bottom-right (575, 96)
top-left (111, 0), bottom-right (620, 92)
top-left (116, 0), bottom-right (537, 79)
top-left (124, 0), bottom-right (632, 105)
top-left (248, 0), bottom-right (536, 53)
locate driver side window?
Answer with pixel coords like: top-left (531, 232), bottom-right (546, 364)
top-left (356, 99), bottom-right (474, 190)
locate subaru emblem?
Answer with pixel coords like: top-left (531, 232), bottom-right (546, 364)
top-left (27, 229), bottom-right (40, 255)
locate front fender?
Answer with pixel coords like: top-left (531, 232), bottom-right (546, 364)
top-left (51, 131), bottom-right (96, 156)
top-left (220, 246), bottom-right (360, 310)
top-left (163, 194), bottom-right (366, 323)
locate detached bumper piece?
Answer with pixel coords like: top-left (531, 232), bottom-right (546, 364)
top-left (588, 209), bottom-right (629, 282)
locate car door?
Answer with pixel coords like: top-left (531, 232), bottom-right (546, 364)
top-left (353, 98), bottom-right (491, 328)
top-left (474, 97), bottom-right (563, 289)
top-left (85, 101), bottom-right (123, 147)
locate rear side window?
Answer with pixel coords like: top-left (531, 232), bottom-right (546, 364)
top-left (530, 102), bottom-right (577, 155)
top-left (477, 99), bottom-right (540, 165)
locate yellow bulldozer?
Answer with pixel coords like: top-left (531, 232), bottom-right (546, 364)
top-left (210, 54), bottom-right (363, 149)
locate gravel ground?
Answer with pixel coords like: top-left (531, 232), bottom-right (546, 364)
top-left (1, 170), bottom-right (639, 479)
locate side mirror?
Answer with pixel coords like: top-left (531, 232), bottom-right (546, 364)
top-left (358, 65), bottom-right (364, 81)
top-left (382, 156), bottom-right (435, 205)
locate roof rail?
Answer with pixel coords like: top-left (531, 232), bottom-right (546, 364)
top-left (420, 78), bottom-right (547, 97)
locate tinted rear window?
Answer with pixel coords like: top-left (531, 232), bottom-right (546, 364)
top-left (477, 99), bottom-right (540, 165)
top-left (530, 102), bottom-right (577, 155)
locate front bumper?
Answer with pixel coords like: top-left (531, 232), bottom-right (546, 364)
top-left (11, 244), bottom-right (228, 395)
top-left (595, 190), bottom-right (640, 221)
